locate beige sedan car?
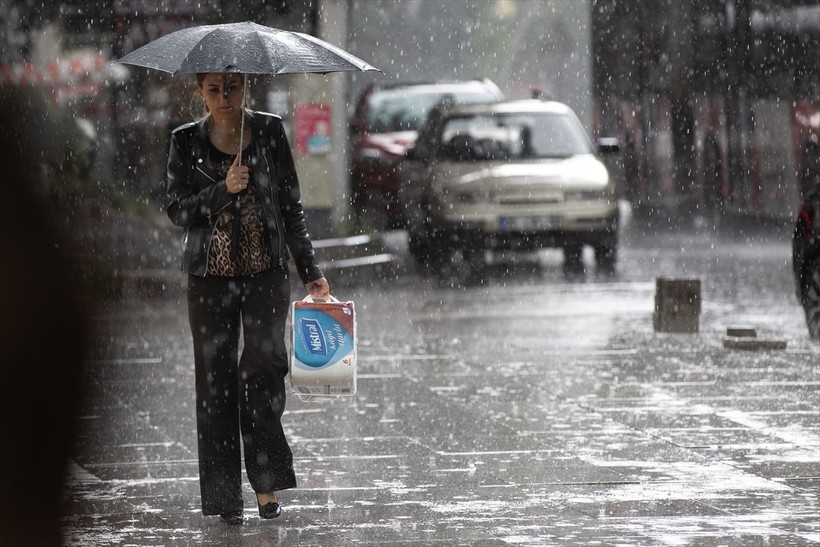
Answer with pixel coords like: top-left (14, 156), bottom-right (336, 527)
top-left (398, 98), bottom-right (620, 274)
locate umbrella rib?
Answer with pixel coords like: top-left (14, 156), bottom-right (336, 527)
top-left (248, 30), bottom-right (279, 74)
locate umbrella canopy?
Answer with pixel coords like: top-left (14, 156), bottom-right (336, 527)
top-left (117, 22), bottom-right (379, 163)
top-left (116, 21), bottom-right (380, 75)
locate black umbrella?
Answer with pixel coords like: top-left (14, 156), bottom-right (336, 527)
top-left (117, 21), bottom-right (380, 159)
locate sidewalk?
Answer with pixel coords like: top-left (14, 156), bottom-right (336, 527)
top-left (62, 260), bottom-right (820, 546)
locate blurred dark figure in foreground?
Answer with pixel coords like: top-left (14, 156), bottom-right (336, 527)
top-left (792, 134), bottom-right (820, 340)
top-left (702, 133), bottom-right (724, 217)
top-left (801, 134), bottom-right (820, 198)
top-left (0, 88), bottom-right (92, 545)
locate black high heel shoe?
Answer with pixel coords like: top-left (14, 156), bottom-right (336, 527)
top-left (258, 501), bottom-right (282, 519)
top-left (220, 510), bottom-right (244, 525)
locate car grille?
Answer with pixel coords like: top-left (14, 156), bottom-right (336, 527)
top-left (497, 195), bottom-right (562, 205)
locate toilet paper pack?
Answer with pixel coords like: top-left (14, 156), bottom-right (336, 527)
top-left (290, 296), bottom-right (356, 399)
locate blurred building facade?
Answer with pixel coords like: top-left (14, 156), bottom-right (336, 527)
top-left (6, 0), bottom-right (816, 230)
top-left (0, 0), bottom-right (349, 236)
top-left (592, 0), bottom-right (820, 221)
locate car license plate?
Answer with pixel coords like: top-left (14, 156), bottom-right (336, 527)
top-left (499, 216), bottom-right (558, 231)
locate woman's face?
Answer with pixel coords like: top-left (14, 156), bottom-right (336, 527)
top-left (199, 73), bottom-right (244, 123)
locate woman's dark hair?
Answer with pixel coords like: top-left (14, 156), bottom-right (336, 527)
top-left (195, 72), bottom-right (245, 88)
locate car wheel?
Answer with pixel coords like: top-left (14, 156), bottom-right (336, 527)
top-left (442, 244), bottom-right (485, 284)
top-left (351, 177), bottom-right (368, 219)
top-left (352, 185), bottom-right (392, 232)
top-left (408, 230), bottom-right (437, 272)
top-left (563, 244), bottom-right (584, 274)
top-left (411, 218), bottom-right (460, 273)
top-left (371, 188), bottom-right (395, 231)
top-left (804, 255), bottom-right (820, 340)
top-left (594, 237), bottom-right (618, 273)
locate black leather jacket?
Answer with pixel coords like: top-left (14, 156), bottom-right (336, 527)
top-left (166, 111), bottom-right (323, 283)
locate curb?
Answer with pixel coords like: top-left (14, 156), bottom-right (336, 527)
top-left (112, 232), bottom-right (400, 297)
top-left (313, 233), bottom-right (396, 271)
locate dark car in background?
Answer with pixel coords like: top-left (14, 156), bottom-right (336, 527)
top-left (398, 98), bottom-right (620, 275)
top-left (349, 79), bottom-right (503, 229)
top-left (792, 138), bottom-right (820, 339)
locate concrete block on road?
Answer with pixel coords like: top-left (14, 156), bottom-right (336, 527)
top-left (722, 326), bottom-right (787, 350)
top-left (726, 326), bottom-right (758, 338)
top-left (654, 277), bottom-right (701, 333)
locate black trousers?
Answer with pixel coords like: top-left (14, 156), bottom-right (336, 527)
top-left (187, 267), bottom-right (297, 515)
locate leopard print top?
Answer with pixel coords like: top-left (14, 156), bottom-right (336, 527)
top-left (206, 144), bottom-right (274, 277)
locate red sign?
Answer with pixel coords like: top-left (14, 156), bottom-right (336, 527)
top-left (294, 103), bottom-right (332, 156)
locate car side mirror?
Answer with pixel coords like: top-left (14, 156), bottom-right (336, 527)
top-left (405, 146), bottom-right (422, 161)
top-left (597, 137), bottom-right (620, 155)
top-left (349, 119), bottom-right (362, 135)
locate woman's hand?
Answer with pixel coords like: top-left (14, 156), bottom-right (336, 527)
top-left (306, 277), bottom-right (331, 300)
top-left (226, 154), bottom-right (249, 194)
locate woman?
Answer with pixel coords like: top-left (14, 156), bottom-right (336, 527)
top-left (165, 72), bottom-right (329, 524)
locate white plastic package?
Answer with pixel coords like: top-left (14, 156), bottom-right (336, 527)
top-left (290, 295), bottom-right (357, 401)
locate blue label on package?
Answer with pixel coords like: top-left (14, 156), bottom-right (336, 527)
top-left (299, 318), bottom-right (327, 356)
top-left (294, 308), bottom-right (354, 369)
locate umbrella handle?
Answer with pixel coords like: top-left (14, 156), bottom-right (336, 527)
top-left (238, 74), bottom-right (249, 164)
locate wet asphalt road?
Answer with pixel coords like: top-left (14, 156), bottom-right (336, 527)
top-left (64, 219), bottom-right (819, 546)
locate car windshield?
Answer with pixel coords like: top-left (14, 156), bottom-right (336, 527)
top-left (367, 89), bottom-right (497, 133)
top-left (438, 112), bottom-right (592, 161)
